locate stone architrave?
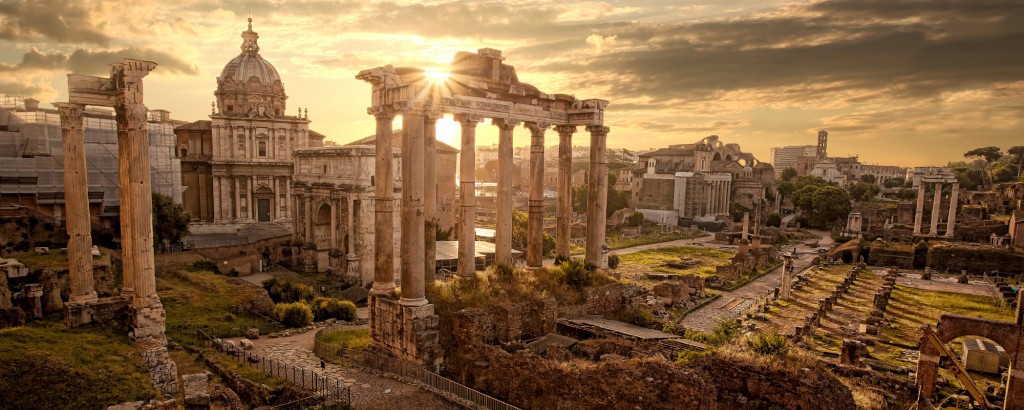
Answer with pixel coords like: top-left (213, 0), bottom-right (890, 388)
top-left (526, 122), bottom-right (547, 267)
top-left (494, 119), bottom-right (519, 267)
top-left (585, 125), bottom-right (610, 268)
top-left (555, 125), bottom-right (576, 260)
top-left (400, 109), bottom-right (427, 306)
top-left (371, 107), bottom-right (397, 294)
top-left (55, 103), bottom-right (98, 305)
top-left (456, 114), bottom-right (482, 279)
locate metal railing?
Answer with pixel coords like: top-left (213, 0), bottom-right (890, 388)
top-left (196, 328), bottom-right (351, 408)
top-left (313, 325), bottom-right (521, 410)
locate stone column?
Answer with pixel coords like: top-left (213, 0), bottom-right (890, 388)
top-left (423, 114), bottom-right (438, 282)
top-left (914, 182), bottom-right (926, 234)
top-left (272, 177), bottom-right (279, 220)
top-left (371, 108), bottom-right (397, 294)
top-left (234, 177), bottom-right (242, 222)
top-left (304, 194), bottom-right (313, 243)
top-left (555, 125), bottom-right (575, 261)
top-left (930, 182), bottom-right (942, 235)
top-left (456, 114), bottom-right (482, 279)
top-left (741, 212), bottom-right (750, 241)
top-left (494, 119), bottom-right (519, 267)
top-left (285, 177), bottom-right (292, 219)
top-left (330, 199), bottom-right (338, 249)
top-left (56, 103), bottom-right (97, 304)
top-left (249, 175), bottom-right (256, 221)
top-left (400, 110), bottom-right (426, 306)
top-left (585, 125), bottom-right (609, 268)
top-left (526, 122), bottom-right (547, 267)
top-left (705, 180), bottom-right (714, 216)
top-left (213, 176), bottom-right (222, 222)
top-left (946, 183), bottom-right (959, 238)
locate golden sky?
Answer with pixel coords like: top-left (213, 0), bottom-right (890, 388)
top-left (2, 0), bottom-right (1023, 166)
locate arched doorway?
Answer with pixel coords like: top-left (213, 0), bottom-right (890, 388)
top-left (314, 203), bottom-right (332, 250)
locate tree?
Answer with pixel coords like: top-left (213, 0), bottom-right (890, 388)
top-left (766, 212), bottom-right (782, 227)
top-left (626, 211), bottom-right (645, 227)
top-left (152, 192), bottom-right (190, 249)
top-left (965, 146), bottom-right (1003, 163)
top-left (846, 182), bottom-right (880, 202)
top-left (859, 174), bottom-right (876, 184)
top-left (896, 188), bottom-right (917, 201)
top-left (810, 186), bottom-right (852, 228)
top-left (780, 167), bottom-right (798, 182)
top-left (883, 177), bottom-right (905, 188)
top-left (511, 209), bottom-right (554, 257)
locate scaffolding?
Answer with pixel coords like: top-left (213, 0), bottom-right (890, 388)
top-left (0, 96), bottom-right (183, 221)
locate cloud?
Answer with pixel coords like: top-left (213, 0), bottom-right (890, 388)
top-left (586, 34), bottom-right (618, 54)
top-left (0, 0), bottom-right (111, 45)
top-left (0, 47), bottom-right (200, 76)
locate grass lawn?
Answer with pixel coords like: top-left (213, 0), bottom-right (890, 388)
top-left (618, 246), bottom-right (734, 277)
top-left (158, 268), bottom-right (281, 343)
top-left (6, 250), bottom-right (105, 270)
top-left (318, 328), bottom-right (371, 350)
top-left (0, 320), bottom-right (157, 409)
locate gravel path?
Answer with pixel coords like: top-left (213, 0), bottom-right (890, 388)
top-left (238, 328), bottom-right (461, 410)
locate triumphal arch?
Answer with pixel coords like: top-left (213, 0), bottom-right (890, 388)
top-left (356, 48), bottom-right (609, 367)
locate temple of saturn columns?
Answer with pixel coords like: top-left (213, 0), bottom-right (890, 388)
top-left (59, 59), bottom-right (168, 340)
top-left (356, 48), bottom-right (608, 367)
top-left (912, 167), bottom-right (959, 238)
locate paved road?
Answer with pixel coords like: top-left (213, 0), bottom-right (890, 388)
top-left (677, 230), bottom-right (832, 333)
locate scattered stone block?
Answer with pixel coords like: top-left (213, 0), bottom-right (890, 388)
top-left (239, 339), bottom-right (254, 350)
top-left (183, 372), bottom-right (211, 410)
top-left (245, 328), bottom-right (260, 339)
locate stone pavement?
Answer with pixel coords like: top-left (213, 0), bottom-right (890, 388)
top-left (244, 329), bottom-right (460, 410)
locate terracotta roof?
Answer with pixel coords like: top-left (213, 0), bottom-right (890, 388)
top-left (346, 129), bottom-right (459, 154)
top-left (174, 120), bottom-right (212, 131)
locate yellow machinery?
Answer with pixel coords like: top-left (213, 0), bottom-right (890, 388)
top-left (922, 326), bottom-right (993, 409)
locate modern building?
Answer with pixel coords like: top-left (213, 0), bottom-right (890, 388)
top-left (0, 95), bottom-right (182, 229)
top-left (770, 145), bottom-right (818, 175)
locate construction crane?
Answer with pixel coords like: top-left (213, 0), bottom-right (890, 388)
top-left (922, 326), bottom-right (993, 409)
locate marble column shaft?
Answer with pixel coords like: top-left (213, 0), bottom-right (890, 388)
top-left (116, 83), bottom-right (157, 301)
top-left (555, 126), bottom-right (575, 260)
top-left (234, 177), bottom-right (242, 222)
top-left (526, 122), bottom-right (546, 267)
top-left (930, 183), bottom-right (942, 235)
top-left (914, 183), bottom-right (926, 234)
top-left (456, 115), bottom-right (481, 278)
top-left (330, 199), bottom-right (338, 248)
top-left (371, 109), bottom-right (396, 294)
top-left (400, 110), bottom-right (426, 306)
top-left (423, 115), bottom-right (438, 282)
top-left (585, 125), bottom-right (610, 268)
top-left (494, 119), bottom-right (518, 267)
top-left (946, 183), bottom-right (959, 238)
top-left (56, 103), bottom-right (97, 303)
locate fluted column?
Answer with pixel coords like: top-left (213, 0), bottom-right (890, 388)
top-left (555, 125), bottom-right (576, 260)
top-left (946, 183), bottom-right (959, 238)
top-left (526, 122), bottom-right (547, 267)
top-left (400, 110), bottom-right (426, 306)
top-left (914, 182), bottom-right (926, 234)
top-left (456, 114), bottom-right (482, 278)
top-left (585, 125), bottom-right (609, 268)
top-left (424, 114), bottom-right (438, 282)
top-left (304, 193), bottom-right (313, 243)
top-left (371, 108), bottom-right (397, 294)
top-left (494, 119), bottom-right (519, 267)
top-left (330, 198), bottom-right (338, 249)
top-left (56, 103), bottom-right (97, 304)
top-left (930, 182), bottom-right (942, 235)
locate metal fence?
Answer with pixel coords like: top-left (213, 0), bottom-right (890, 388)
top-left (196, 328), bottom-right (351, 408)
top-left (313, 325), bottom-right (521, 410)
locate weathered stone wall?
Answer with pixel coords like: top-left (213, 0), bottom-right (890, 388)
top-left (584, 282), bottom-right (649, 317)
top-left (452, 299), bottom-right (557, 346)
top-left (867, 242), bottom-right (915, 269)
top-left (926, 243), bottom-right (1024, 274)
top-left (193, 235), bottom-right (291, 275)
top-left (953, 221), bottom-right (1008, 243)
top-left (140, 340), bottom-right (179, 398)
top-left (636, 178), bottom-right (675, 211)
top-left (693, 355), bottom-right (857, 410)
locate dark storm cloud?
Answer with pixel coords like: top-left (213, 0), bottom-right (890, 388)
top-left (0, 48), bottom-right (200, 76)
top-left (0, 0), bottom-right (111, 45)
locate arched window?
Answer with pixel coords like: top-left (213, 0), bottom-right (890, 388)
top-left (180, 147), bottom-right (188, 157)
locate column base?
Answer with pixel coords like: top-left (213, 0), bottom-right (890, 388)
top-left (69, 291), bottom-right (99, 305)
top-left (128, 296), bottom-right (167, 341)
top-left (368, 296), bottom-right (443, 372)
top-left (370, 282), bottom-right (397, 296)
top-left (63, 296), bottom-right (128, 328)
top-left (399, 297), bottom-right (428, 307)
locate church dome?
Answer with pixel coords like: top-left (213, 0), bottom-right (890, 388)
top-left (218, 18), bottom-right (281, 86)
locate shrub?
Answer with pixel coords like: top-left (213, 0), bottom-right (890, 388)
top-left (607, 254), bottom-right (620, 269)
top-left (310, 297), bottom-right (357, 322)
top-left (492, 263), bottom-right (514, 282)
top-left (675, 349), bottom-right (711, 365)
top-left (662, 322), bottom-right (676, 334)
top-left (619, 306), bottom-right (655, 328)
top-left (747, 330), bottom-right (789, 356)
top-left (560, 258), bottom-right (593, 290)
top-left (189, 260), bottom-right (221, 274)
top-left (262, 278), bottom-right (314, 303)
top-left (273, 302), bottom-right (313, 328)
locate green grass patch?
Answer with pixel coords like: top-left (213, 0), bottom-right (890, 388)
top-left (605, 228), bottom-right (707, 250)
top-left (0, 320), bottom-right (157, 409)
top-left (159, 269), bottom-right (280, 343)
top-left (318, 328), bottom-right (371, 351)
top-left (618, 246), bottom-right (734, 277)
top-left (201, 349), bottom-right (290, 388)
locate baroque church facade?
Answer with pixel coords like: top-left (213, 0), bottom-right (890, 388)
top-left (177, 19), bottom-right (323, 234)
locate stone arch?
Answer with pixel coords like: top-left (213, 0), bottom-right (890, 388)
top-left (725, 154), bottom-right (733, 162)
top-left (313, 202), bottom-right (333, 250)
top-left (713, 152), bottom-right (722, 161)
top-left (917, 314), bottom-right (1023, 408)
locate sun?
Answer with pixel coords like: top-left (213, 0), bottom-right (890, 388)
top-left (424, 68), bottom-right (449, 82)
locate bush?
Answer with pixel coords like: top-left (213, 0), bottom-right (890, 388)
top-left (746, 330), bottom-right (789, 356)
top-left (189, 260), bottom-right (221, 274)
top-left (310, 297), bottom-right (357, 322)
top-left (262, 278), bottom-right (314, 303)
top-left (560, 258), bottom-right (593, 290)
top-left (619, 306), bottom-right (655, 328)
top-left (273, 302), bottom-right (313, 328)
top-left (492, 263), bottom-right (514, 282)
top-left (607, 254), bottom-right (620, 269)
top-left (766, 213), bottom-right (782, 228)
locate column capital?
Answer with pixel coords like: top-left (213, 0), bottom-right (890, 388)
top-left (493, 118), bottom-right (521, 130)
top-left (555, 124), bottom-right (577, 135)
top-left (368, 105), bottom-right (397, 120)
top-left (586, 124), bottom-right (610, 135)
top-left (54, 103), bottom-right (86, 128)
top-left (454, 114), bottom-right (484, 125)
top-left (525, 122), bottom-right (550, 136)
